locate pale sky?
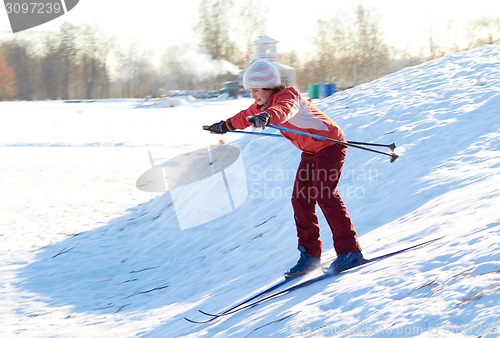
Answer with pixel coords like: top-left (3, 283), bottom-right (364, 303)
top-left (1, 0), bottom-right (499, 61)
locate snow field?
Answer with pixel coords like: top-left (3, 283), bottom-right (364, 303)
top-left (0, 45), bottom-right (499, 337)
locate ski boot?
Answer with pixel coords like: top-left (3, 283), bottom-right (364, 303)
top-left (327, 251), bottom-right (364, 272)
top-left (284, 245), bottom-right (321, 278)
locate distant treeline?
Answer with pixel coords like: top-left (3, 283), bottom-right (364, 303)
top-left (0, 2), bottom-right (498, 100)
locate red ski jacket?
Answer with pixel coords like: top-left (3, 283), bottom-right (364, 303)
top-left (226, 87), bottom-right (345, 154)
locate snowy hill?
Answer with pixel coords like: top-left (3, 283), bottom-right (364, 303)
top-left (1, 45), bottom-right (499, 337)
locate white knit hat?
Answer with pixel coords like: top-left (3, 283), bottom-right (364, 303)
top-left (242, 60), bottom-right (281, 89)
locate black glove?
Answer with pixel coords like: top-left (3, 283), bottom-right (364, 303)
top-left (246, 112), bottom-right (270, 130)
top-left (203, 120), bottom-right (229, 134)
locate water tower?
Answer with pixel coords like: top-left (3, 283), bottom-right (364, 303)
top-left (253, 35), bottom-right (279, 62)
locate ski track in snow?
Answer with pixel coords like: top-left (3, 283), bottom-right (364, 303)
top-left (0, 45), bottom-right (499, 337)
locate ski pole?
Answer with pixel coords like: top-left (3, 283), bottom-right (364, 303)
top-left (267, 124), bottom-right (399, 163)
top-left (229, 130), bottom-right (396, 151)
top-left (345, 141), bottom-right (396, 152)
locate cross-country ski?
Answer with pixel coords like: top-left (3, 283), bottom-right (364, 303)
top-left (185, 237), bottom-right (444, 324)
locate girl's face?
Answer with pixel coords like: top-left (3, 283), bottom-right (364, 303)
top-left (248, 88), bottom-right (273, 106)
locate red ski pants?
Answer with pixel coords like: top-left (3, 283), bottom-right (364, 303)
top-left (291, 145), bottom-right (361, 258)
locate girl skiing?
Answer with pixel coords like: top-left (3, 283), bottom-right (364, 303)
top-left (204, 60), bottom-right (363, 277)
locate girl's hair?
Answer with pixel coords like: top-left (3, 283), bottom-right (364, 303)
top-left (262, 85), bottom-right (286, 94)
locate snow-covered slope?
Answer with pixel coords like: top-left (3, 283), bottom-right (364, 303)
top-left (1, 45), bottom-right (499, 337)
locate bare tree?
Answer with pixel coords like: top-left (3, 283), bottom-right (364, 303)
top-left (312, 5), bottom-right (389, 88)
top-left (78, 25), bottom-right (112, 99)
top-left (0, 50), bottom-right (15, 100)
top-left (196, 0), bottom-right (240, 63)
top-left (56, 22), bottom-right (79, 99)
top-left (312, 17), bottom-right (350, 83)
top-left (466, 16), bottom-right (500, 48)
top-left (159, 45), bottom-right (195, 91)
top-left (352, 5), bottom-right (389, 84)
top-left (114, 41), bottom-right (154, 98)
top-left (237, 0), bottom-right (267, 64)
top-left (3, 39), bottom-right (36, 100)
top-left (40, 35), bottom-right (61, 99)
